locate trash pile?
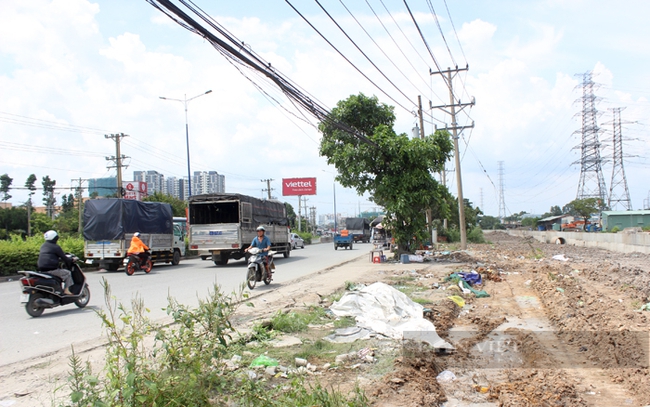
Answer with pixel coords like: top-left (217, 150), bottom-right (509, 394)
top-left (329, 282), bottom-right (454, 351)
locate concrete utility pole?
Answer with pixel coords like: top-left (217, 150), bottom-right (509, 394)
top-left (105, 133), bottom-right (129, 197)
top-left (298, 196), bottom-right (302, 232)
top-left (431, 65), bottom-right (475, 250)
top-left (418, 95), bottom-right (433, 237)
top-left (71, 178), bottom-right (87, 234)
top-left (261, 178), bottom-right (274, 200)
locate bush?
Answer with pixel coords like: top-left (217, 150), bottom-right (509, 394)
top-left (296, 231), bottom-right (313, 245)
top-left (611, 226), bottom-right (621, 233)
top-left (0, 235), bottom-right (85, 276)
top-left (467, 226), bottom-right (486, 243)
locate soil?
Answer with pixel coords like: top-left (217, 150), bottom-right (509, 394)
top-left (2, 232), bottom-right (650, 406)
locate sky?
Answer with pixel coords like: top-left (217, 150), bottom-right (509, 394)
top-left (1, 0), bottom-right (649, 220)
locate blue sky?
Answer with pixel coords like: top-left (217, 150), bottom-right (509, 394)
top-left (1, 0), bottom-right (649, 219)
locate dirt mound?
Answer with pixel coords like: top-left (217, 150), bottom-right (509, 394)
top-left (491, 369), bottom-right (589, 407)
top-left (424, 299), bottom-right (460, 338)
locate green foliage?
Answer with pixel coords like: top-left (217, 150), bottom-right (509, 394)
top-left (65, 283), bottom-right (363, 406)
top-left (467, 226), bottom-right (486, 243)
top-left (0, 235), bottom-right (84, 275)
top-left (296, 230), bottom-right (312, 244)
top-left (541, 205), bottom-right (563, 218)
top-left (0, 173), bottom-right (13, 202)
top-left (0, 206), bottom-right (28, 238)
top-left (563, 198), bottom-right (600, 225)
top-left (42, 175), bottom-right (56, 218)
top-left (285, 202), bottom-right (297, 228)
top-left (478, 215), bottom-right (504, 230)
top-left (268, 308), bottom-right (328, 333)
top-left (611, 226), bottom-right (621, 233)
top-left (521, 217), bottom-right (540, 227)
top-left (142, 191), bottom-right (187, 217)
top-left (319, 93), bottom-right (453, 252)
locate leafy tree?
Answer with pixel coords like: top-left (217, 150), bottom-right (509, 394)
top-left (563, 198), bottom-right (599, 226)
top-left (61, 193), bottom-right (76, 214)
top-left (284, 202), bottom-right (297, 229)
top-left (0, 207), bottom-right (27, 238)
top-left (25, 174), bottom-right (37, 236)
top-left (542, 205), bottom-right (563, 218)
top-left (521, 217), bottom-right (540, 227)
top-left (89, 191), bottom-right (99, 199)
top-left (478, 215), bottom-right (504, 230)
top-left (319, 93), bottom-right (453, 252)
top-left (31, 212), bottom-right (54, 235)
top-left (0, 174), bottom-right (12, 202)
top-left (42, 175), bottom-right (56, 219)
top-left (142, 192), bottom-right (187, 217)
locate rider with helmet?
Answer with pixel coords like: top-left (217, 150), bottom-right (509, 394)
top-left (245, 226), bottom-right (272, 269)
top-left (37, 230), bottom-right (74, 295)
top-left (127, 232), bottom-right (150, 263)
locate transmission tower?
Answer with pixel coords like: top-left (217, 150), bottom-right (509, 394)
top-left (573, 72), bottom-right (607, 205)
top-left (607, 107), bottom-right (632, 210)
top-left (498, 161), bottom-right (506, 220)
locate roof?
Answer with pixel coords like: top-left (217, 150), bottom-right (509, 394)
top-left (537, 214), bottom-right (566, 223)
top-left (602, 210), bottom-right (650, 216)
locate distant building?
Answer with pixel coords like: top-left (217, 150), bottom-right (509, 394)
top-left (193, 171), bottom-right (225, 195)
top-left (131, 170), bottom-right (224, 201)
top-left (602, 210), bottom-right (650, 232)
top-left (88, 177), bottom-right (117, 197)
top-left (135, 171), bottom-right (165, 194)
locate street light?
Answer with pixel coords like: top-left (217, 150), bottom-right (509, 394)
top-left (322, 170), bottom-right (338, 233)
top-left (159, 90), bottom-right (212, 198)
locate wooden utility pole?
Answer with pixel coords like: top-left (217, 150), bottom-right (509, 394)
top-left (105, 133), bottom-right (129, 197)
top-left (430, 65), bottom-right (475, 250)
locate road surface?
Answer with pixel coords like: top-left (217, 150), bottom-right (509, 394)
top-left (0, 242), bottom-right (364, 366)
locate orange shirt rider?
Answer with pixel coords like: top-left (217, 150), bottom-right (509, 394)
top-left (128, 232), bottom-right (149, 255)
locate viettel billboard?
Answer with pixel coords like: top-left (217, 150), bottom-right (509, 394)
top-left (282, 177), bottom-right (317, 196)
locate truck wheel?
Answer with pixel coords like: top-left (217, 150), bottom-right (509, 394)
top-left (107, 263), bottom-right (119, 272)
top-left (283, 249), bottom-right (290, 258)
top-left (350, 242), bottom-right (353, 250)
top-left (172, 250), bottom-right (181, 266)
top-left (215, 253), bottom-right (229, 266)
top-left (334, 244), bottom-right (338, 250)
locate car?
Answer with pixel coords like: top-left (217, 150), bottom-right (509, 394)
top-left (290, 233), bottom-right (305, 249)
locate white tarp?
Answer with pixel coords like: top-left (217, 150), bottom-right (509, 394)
top-left (330, 282), bottom-right (454, 350)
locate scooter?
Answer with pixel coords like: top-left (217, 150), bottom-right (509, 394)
top-left (19, 254), bottom-right (91, 318)
top-left (246, 247), bottom-right (275, 289)
top-left (124, 251), bottom-right (153, 276)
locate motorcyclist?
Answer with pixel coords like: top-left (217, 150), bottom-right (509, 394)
top-left (245, 226), bottom-right (271, 271)
top-left (37, 230), bottom-right (74, 296)
top-left (127, 232), bottom-right (150, 265)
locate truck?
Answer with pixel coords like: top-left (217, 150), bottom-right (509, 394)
top-left (83, 199), bottom-right (186, 271)
top-left (188, 193), bottom-right (291, 266)
top-left (344, 217), bottom-right (371, 243)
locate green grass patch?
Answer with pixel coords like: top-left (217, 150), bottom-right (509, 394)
top-left (411, 297), bottom-right (433, 305)
top-left (268, 307), bottom-right (330, 333)
top-left (333, 316), bottom-right (356, 329)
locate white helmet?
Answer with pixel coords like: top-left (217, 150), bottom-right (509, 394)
top-left (44, 230), bottom-right (58, 242)
top-left (134, 232), bottom-right (141, 237)
top-left (256, 226), bottom-right (265, 232)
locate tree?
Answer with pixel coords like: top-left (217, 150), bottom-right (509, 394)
top-left (478, 215), bottom-right (504, 230)
top-left (284, 202), bottom-right (297, 229)
top-left (319, 93), bottom-right (453, 252)
top-left (563, 198), bottom-right (599, 226)
top-left (0, 173), bottom-right (12, 202)
top-left (142, 192), bottom-right (187, 217)
top-left (25, 174), bottom-right (37, 236)
top-left (42, 175), bottom-right (56, 219)
top-left (61, 193), bottom-right (76, 214)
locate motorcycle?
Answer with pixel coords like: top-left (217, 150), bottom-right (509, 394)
top-left (19, 254), bottom-right (91, 318)
top-left (124, 251), bottom-right (153, 276)
top-left (246, 247), bottom-right (275, 289)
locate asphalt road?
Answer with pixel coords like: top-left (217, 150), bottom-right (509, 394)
top-left (0, 242), bottom-right (365, 366)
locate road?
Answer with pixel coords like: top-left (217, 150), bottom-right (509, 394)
top-left (0, 242), bottom-right (364, 366)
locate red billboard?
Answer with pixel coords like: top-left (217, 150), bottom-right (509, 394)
top-left (282, 177), bottom-right (317, 196)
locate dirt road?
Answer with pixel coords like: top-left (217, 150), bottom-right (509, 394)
top-left (2, 232), bottom-right (649, 406)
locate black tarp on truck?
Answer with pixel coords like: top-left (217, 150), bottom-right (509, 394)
top-left (344, 217), bottom-right (371, 243)
top-left (83, 199), bottom-right (173, 240)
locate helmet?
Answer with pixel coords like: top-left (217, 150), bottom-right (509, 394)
top-left (256, 226), bottom-right (265, 232)
top-left (44, 230), bottom-right (58, 242)
top-left (133, 232), bottom-right (140, 237)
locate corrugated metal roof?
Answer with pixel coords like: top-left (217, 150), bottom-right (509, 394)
top-left (537, 214), bottom-right (566, 222)
top-left (602, 210), bottom-right (650, 216)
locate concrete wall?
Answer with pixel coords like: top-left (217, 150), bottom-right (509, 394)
top-left (508, 230), bottom-right (650, 254)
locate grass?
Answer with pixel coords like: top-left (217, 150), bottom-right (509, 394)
top-left (268, 306), bottom-right (330, 333)
top-left (333, 316), bottom-right (356, 329)
top-left (411, 297), bottom-right (433, 305)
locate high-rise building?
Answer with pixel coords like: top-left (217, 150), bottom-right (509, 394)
top-left (88, 177), bottom-right (118, 197)
top-left (131, 170), bottom-right (224, 200)
top-left (193, 171), bottom-right (225, 195)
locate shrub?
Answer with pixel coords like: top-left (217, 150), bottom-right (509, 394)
top-left (611, 226), bottom-right (621, 233)
top-left (467, 226), bottom-right (486, 243)
top-left (0, 235), bottom-right (85, 276)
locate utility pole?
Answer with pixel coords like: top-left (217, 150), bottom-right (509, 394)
top-left (498, 161), bottom-right (506, 221)
top-left (297, 196), bottom-right (302, 232)
top-left (418, 94), bottom-right (434, 237)
top-left (105, 133), bottom-right (129, 197)
top-left (480, 187), bottom-right (484, 212)
top-left (71, 178), bottom-right (87, 234)
top-left (431, 65), bottom-right (475, 249)
top-left (606, 107), bottom-right (633, 210)
top-left (574, 72), bottom-right (607, 206)
top-left (261, 179), bottom-right (274, 200)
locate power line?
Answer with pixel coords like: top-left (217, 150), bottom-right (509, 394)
top-left (425, 0), bottom-right (456, 67)
top-left (402, 0), bottom-right (443, 77)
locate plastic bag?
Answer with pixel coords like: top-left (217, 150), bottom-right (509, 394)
top-left (250, 355), bottom-right (279, 367)
top-left (447, 295), bottom-right (466, 307)
top-left (436, 370), bottom-right (457, 383)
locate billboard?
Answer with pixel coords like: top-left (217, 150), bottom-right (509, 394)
top-left (123, 181), bottom-right (148, 201)
top-left (282, 177), bottom-right (317, 196)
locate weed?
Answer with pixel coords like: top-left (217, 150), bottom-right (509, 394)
top-left (344, 280), bottom-right (356, 290)
top-left (333, 316), bottom-right (356, 329)
top-left (269, 306), bottom-right (329, 333)
top-left (411, 297), bottom-right (433, 305)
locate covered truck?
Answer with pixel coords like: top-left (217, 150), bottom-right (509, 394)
top-left (188, 193), bottom-right (291, 266)
top-left (83, 199), bottom-right (185, 270)
top-left (344, 217), bottom-right (371, 243)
